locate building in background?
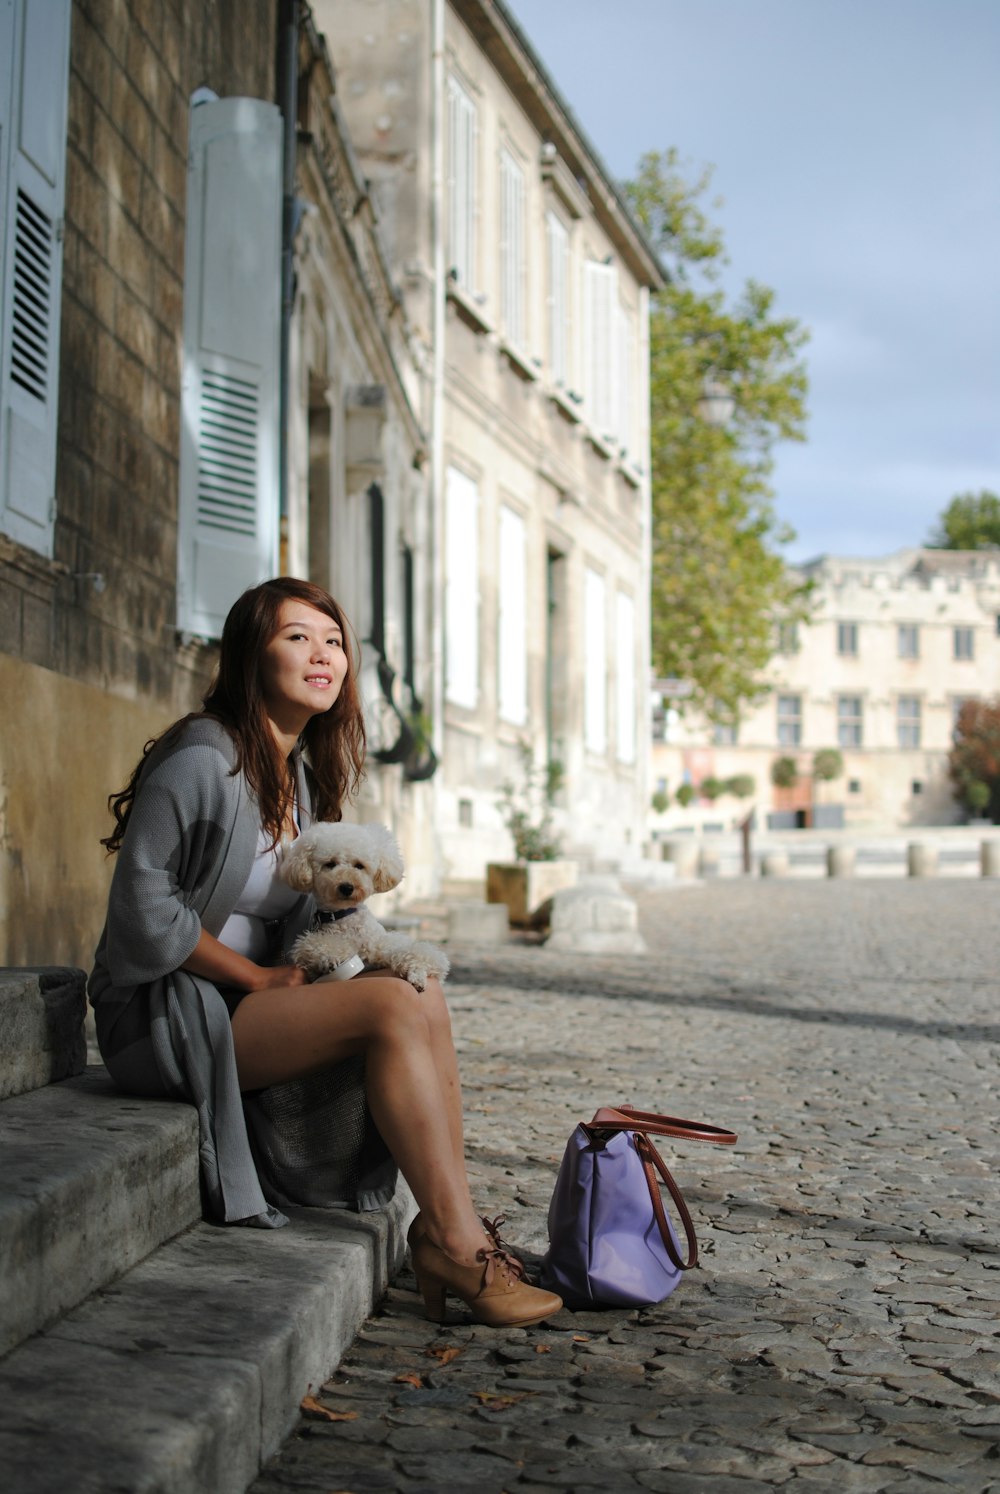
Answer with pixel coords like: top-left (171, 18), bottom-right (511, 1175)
top-left (315, 0), bottom-right (662, 885)
top-left (651, 549), bottom-right (1000, 833)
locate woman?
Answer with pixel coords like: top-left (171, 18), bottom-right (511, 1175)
top-left (90, 577), bottom-right (561, 1328)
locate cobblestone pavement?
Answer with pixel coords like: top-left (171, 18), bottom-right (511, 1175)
top-left (250, 880), bottom-right (1000, 1493)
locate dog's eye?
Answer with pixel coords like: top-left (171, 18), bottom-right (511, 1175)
top-left (323, 860), bottom-right (338, 870)
top-left (353, 862), bottom-right (367, 871)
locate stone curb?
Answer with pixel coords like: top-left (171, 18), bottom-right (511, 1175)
top-left (0, 968), bottom-right (87, 1101)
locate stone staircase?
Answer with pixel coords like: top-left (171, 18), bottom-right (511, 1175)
top-left (0, 968), bottom-right (412, 1493)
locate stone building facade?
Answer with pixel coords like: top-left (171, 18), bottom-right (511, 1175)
top-left (651, 548), bottom-right (1000, 832)
top-left (0, 1), bottom-right (430, 966)
top-left (314, 0), bottom-right (663, 883)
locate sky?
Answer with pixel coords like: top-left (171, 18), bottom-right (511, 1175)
top-left (504, 0), bottom-right (1000, 562)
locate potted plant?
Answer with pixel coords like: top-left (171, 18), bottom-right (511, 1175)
top-left (771, 755), bottom-right (798, 789)
top-left (487, 741), bottom-right (577, 926)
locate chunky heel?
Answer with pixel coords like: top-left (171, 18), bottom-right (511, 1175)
top-left (415, 1271), bottom-right (447, 1322)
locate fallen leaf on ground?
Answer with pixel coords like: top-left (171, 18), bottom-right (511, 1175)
top-left (473, 1390), bottom-right (529, 1410)
top-left (393, 1372), bottom-right (423, 1389)
top-left (299, 1396), bottom-right (358, 1423)
top-left (427, 1345), bottom-right (462, 1364)
top-left (534, 1345), bottom-right (551, 1354)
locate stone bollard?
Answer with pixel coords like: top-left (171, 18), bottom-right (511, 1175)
top-left (907, 843), bottom-right (937, 878)
top-left (980, 840), bottom-right (1000, 878)
top-left (697, 843), bottom-right (721, 878)
top-left (760, 851), bottom-right (789, 878)
top-left (545, 876), bottom-right (647, 954)
top-left (661, 840), bottom-right (699, 879)
top-left (826, 845), bottom-right (855, 879)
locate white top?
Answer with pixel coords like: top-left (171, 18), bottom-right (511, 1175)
top-left (217, 825), bottom-right (301, 963)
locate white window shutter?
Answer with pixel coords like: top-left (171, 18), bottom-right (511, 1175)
top-left (546, 211), bottom-right (568, 385)
top-left (0, 0), bottom-right (71, 556)
top-left (500, 148), bottom-right (524, 347)
top-left (583, 260), bottom-right (616, 439)
top-left (584, 566), bottom-right (607, 753)
top-left (616, 590), bottom-right (636, 763)
top-left (444, 464), bottom-right (479, 708)
top-left (177, 97), bottom-right (282, 638)
top-left (617, 304), bottom-right (634, 454)
top-left (498, 504), bottom-right (527, 725)
top-left (447, 77), bottom-right (476, 290)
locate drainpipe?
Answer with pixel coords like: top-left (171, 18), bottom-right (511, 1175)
top-left (278, 0), bottom-right (300, 548)
top-left (430, 0), bottom-right (446, 886)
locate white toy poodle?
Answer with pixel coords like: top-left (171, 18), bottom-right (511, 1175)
top-left (279, 822), bottom-right (449, 991)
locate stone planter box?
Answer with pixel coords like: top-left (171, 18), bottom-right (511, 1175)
top-left (485, 860), bottom-right (579, 928)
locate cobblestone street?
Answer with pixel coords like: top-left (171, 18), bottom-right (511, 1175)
top-left (251, 880), bottom-right (1000, 1493)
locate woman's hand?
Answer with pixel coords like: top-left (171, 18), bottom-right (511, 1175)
top-left (183, 929), bottom-right (308, 993)
top-left (255, 963), bottom-right (309, 990)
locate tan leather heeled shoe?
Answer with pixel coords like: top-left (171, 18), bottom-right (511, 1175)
top-left (410, 1234), bottom-right (562, 1328)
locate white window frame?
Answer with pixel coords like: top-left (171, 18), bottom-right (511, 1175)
top-left (617, 301), bottom-right (634, 455)
top-left (444, 464), bottom-right (479, 709)
top-left (897, 695), bottom-right (921, 749)
top-left (446, 74), bottom-right (477, 292)
top-left (584, 566), bottom-right (607, 754)
top-left (0, 0), bottom-right (72, 557)
top-left (776, 694), bottom-right (802, 747)
top-left (499, 146), bottom-right (525, 349)
top-left (954, 625), bottom-right (975, 661)
top-left (837, 695), bottom-right (863, 748)
top-left (497, 503), bottom-right (527, 726)
top-left (837, 621), bottom-right (858, 657)
top-left (897, 623), bottom-right (919, 659)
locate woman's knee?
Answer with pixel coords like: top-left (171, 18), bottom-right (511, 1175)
top-left (361, 975), bottom-right (431, 1040)
top-left (418, 976), bottom-right (453, 1040)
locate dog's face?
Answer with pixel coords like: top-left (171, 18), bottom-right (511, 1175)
top-left (279, 823), bottom-right (404, 909)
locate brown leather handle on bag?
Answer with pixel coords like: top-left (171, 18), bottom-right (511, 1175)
top-left (588, 1104), bottom-right (738, 1147)
top-left (635, 1132), bottom-right (699, 1270)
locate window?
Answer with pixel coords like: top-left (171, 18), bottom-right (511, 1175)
top-left (954, 626), bottom-right (975, 660)
top-left (615, 590), bottom-right (636, 764)
top-left (952, 696), bottom-right (976, 735)
top-left (176, 97), bottom-right (283, 638)
top-left (584, 567), bottom-right (607, 753)
top-left (837, 621), bottom-right (858, 657)
top-left (714, 720), bottom-right (738, 746)
top-left (546, 211), bottom-right (569, 386)
top-left (837, 695), bottom-right (863, 748)
top-left (897, 695), bottom-right (921, 749)
top-left (0, 0), bottom-right (72, 556)
top-left (499, 148), bottom-right (525, 347)
top-left (911, 780), bottom-right (923, 796)
top-left (776, 621), bottom-right (799, 655)
top-left (848, 778), bottom-right (861, 794)
top-left (446, 75), bottom-right (476, 290)
top-left (897, 624), bottom-right (919, 659)
top-left (776, 694), bottom-right (802, 746)
top-left (497, 505), bottom-right (526, 725)
top-left (444, 465), bottom-right (479, 708)
top-left (583, 259), bottom-right (616, 439)
top-left (617, 303), bottom-right (634, 455)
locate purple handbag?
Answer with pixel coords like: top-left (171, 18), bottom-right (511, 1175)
top-left (540, 1105), bottom-right (738, 1309)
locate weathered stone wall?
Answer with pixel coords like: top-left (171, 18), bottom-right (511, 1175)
top-left (0, 0), bottom-right (277, 966)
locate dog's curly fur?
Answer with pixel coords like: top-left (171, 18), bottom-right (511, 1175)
top-left (279, 822), bottom-right (449, 991)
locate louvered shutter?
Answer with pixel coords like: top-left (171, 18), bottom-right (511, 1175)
top-left (617, 304), bottom-right (634, 455)
top-left (176, 97), bottom-right (282, 639)
top-left (0, 0), bottom-right (71, 555)
top-left (583, 260), bottom-right (616, 439)
top-left (447, 77), bottom-right (476, 290)
top-left (546, 211), bottom-right (568, 385)
top-left (500, 148), bottom-right (524, 347)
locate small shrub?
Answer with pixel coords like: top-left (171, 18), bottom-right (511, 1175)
top-left (651, 789), bottom-right (670, 814)
top-left (675, 783), bottom-right (696, 808)
top-left (700, 776), bottom-right (724, 801)
top-left (771, 755), bottom-right (798, 789)
top-left (812, 748), bottom-right (844, 782)
top-left (725, 773), bottom-right (756, 799)
top-left (966, 778), bottom-right (991, 814)
top-left (497, 740), bottom-right (565, 861)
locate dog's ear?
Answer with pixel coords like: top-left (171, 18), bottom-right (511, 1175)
top-left (278, 837), bottom-right (315, 893)
top-left (370, 825), bottom-right (404, 893)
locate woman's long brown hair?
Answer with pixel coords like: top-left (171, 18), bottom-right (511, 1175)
top-left (102, 578), bottom-right (366, 853)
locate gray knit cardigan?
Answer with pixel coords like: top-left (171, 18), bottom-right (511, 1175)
top-left (90, 716), bottom-right (396, 1227)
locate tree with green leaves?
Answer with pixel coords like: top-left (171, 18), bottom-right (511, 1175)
top-left (622, 149), bottom-right (811, 720)
top-left (927, 491), bottom-right (1000, 550)
top-left (949, 699), bottom-right (1000, 822)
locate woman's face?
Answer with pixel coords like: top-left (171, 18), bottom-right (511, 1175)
top-left (260, 600), bottom-right (349, 731)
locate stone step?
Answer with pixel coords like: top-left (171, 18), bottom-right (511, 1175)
top-left (0, 1067), bottom-right (201, 1357)
top-left (0, 1189), bottom-right (412, 1493)
top-left (0, 967), bottom-right (87, 1101)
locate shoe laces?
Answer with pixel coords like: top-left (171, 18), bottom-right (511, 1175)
top-left (479, 1215), bottom-right (527, 1282)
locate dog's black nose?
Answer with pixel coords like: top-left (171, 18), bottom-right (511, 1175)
top-left (338, 883), bottom-right (355, 899)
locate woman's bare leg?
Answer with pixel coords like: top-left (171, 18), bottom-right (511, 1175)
top-left (230, 975), bottom-right (486, 1263)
